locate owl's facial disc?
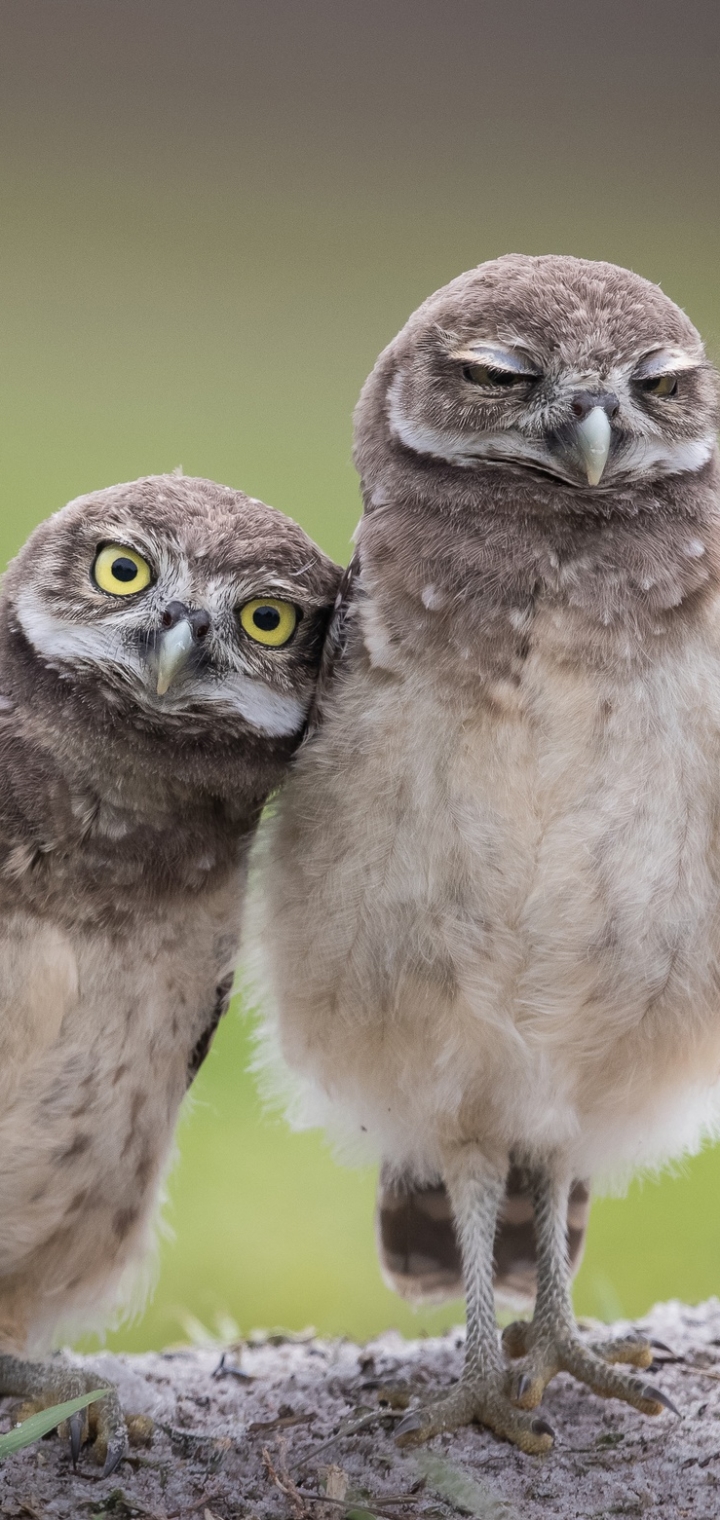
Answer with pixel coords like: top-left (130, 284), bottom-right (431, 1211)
top-left (387, 338), bottom-right (715, 490)
top-left (14, 537), bottom-right (314, 737)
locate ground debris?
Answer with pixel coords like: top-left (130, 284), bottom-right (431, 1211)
top-left (0, 1300), bottom-right (719, 1518)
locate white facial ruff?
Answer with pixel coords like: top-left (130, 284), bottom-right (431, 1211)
top-left (14, 591), bottom-right (307, 738)
top-left (386, 375), bottom-right (716, 483)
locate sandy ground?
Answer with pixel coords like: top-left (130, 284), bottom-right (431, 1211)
top-left (1, 1299), bottom-right (720, 1519)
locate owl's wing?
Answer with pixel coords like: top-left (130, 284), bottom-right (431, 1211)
top-left (304, 550), bottom-right (361, 736)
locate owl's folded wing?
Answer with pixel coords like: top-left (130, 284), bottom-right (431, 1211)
top-left (303, 550), bottom-right (360, 736)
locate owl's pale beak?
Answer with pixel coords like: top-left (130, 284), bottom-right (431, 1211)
top-left (563, 390), bottom-right (618, 486)
top-left (155, 602), bottom-right (212, 695)
top-left (574, 406), bottom-right (612, 486)
top-left (156, 621), bottom-right (195, 695)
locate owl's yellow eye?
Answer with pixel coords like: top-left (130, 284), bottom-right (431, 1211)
top-left (640, 373), bottom-right (678, 398)
top-left (239, 597), bottom-right (298, 647)
top-left (93, 544), bottom-right (152, 596)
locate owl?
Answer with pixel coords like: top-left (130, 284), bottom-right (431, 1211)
top-left (253, 255), bottom-right (720, 1453)
top-left (0, 473), bottom-right (339, 1472)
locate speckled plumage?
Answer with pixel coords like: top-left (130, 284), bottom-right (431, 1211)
top-left (254, 256), bottom-right (720, 1451)
top-left (0, 472), bottom-right (339, 1468)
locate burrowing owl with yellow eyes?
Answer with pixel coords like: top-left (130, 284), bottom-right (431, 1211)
top-left (0, 473), bottom-right (339, 1471)
top-left (254, 255), bottom-right (720, 1453)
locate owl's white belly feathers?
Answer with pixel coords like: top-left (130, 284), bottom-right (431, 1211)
top-left (258, 601), bottom-right (720, 1185)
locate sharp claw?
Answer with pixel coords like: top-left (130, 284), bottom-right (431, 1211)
top-left (68, 1411), bottom-right (84, 1469)
top-left (102, 1439), bottom-right (125, 1478)
top-left (394, 1410), bottom-right (423, 1441)
top-left (531, 1416), bottom-right (555, 1438)
top-left (650, 1338), bottom-right (675, 1355)
top-left (516, 1374), bottom-right (531, 1399)
top-left (644, 1384), bottom-right (680, 1417)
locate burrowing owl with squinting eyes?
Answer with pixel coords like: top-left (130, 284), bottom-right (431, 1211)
top-left (254, 255), bottom-right (720, 1453)
top-left (0, 473), bottom-right (339, 1472)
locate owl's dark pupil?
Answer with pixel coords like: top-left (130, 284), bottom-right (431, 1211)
top-left (253, 605), bottom-right (281, 632)
top-left (112, 557), bottom-right (138, 582)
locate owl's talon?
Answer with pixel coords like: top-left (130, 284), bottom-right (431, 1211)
top-left (502, 1320), bottom-right (531, 1359)
top-left (69, 1411), bottom-right (84, 1469)
top-left (395, 1375), bottom-right (555, 1455)
top-left (394, 1410), bottom-right (424, 1440)
top-left (0, 1356), bottom-right (127, 1474)
top-left (588, 1332), bottom-right (653, 1370)
top-left (508, 1329), bottom-right (680, 1423)
top-left (510, 1368), bottom-right (546, 1410)
top-left (101, 1431), bottom-right (127, 1478)
top-left (87, 1384), bottom-right (127, 1472)
top-left (642, 1384), bottom-right (680, 1417)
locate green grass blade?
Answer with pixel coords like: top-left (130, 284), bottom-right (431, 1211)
top-left (415, 1451), bottom-right (521, 1519)
top-left (0, 1387), bottom-right (108, 1459)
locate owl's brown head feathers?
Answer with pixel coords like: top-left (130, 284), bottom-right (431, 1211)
top-left (0, 475), bottom-right (340, 823)
top-left (355, 254), bottom-right (719, 513)
top-left (3, 474), bottom-right (339, 747)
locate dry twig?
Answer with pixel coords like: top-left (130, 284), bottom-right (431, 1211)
top-left (262, 1444), bottom-right (312, 1520)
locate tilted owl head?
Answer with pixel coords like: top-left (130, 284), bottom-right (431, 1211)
top-left (3, 474), bottom-right (340, 751)
top-left (355, 254), bottom-right (720, 509)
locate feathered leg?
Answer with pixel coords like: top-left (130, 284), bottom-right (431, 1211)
top-left (395, 1148), bottom-right (555, 1454)
top-left (503, 1166), bottom-right (677, 1423)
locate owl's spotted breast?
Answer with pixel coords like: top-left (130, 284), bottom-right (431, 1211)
top-left (264, 584), bottom-right (720, 1183)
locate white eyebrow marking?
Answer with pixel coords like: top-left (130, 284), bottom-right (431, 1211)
top-left (449, 342), bottom-right (539, 374)
top-left (386, 374), bottom-right (716, 482)
top-left (635, 347), bottom-right (704, 377)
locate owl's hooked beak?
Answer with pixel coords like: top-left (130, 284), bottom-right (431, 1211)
top-left (564, 391), bottom-right (618, 486)
top-left (574, 407), bottom-right (612, 486)
top-left (155, 602), bottom-right (212, 695)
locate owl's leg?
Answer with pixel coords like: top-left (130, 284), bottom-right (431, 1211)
top-left (395, 1148), bottom-right (555, 1454)
top-left (0, 1354), bottom-right (127, 1476)
top-left (503, 1167), bottom-right (677, 1422)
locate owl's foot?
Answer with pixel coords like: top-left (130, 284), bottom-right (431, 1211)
top-left (395, 1370), bottom-right (555, 1455)
top-left (0, 1354), bottom-right (129, 1476)
top-left (502, 1320), bottom-right (676, 1419)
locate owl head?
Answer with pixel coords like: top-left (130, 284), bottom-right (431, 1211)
top-left (354, 255), bottom-right (719, 514)
top-left (2, 475), bottom-right (340, 756)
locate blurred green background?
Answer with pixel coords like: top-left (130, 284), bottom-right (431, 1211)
top-left (1, 0), bottom-right (720, 1349)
